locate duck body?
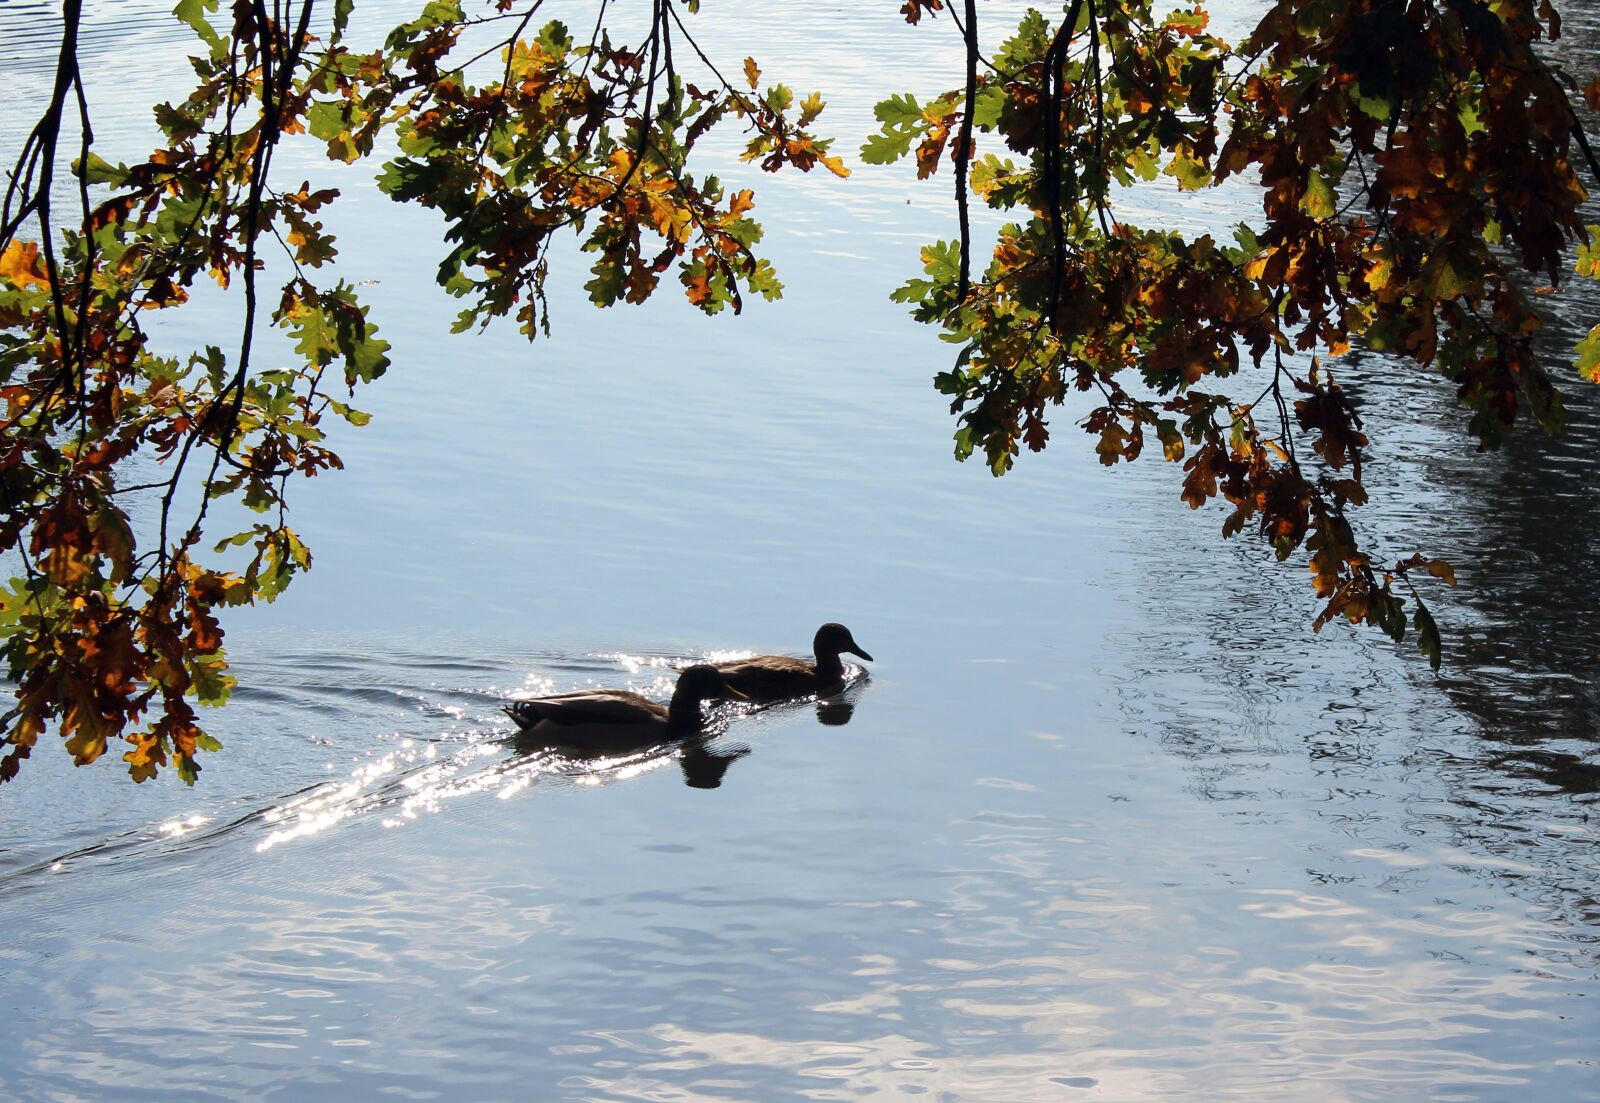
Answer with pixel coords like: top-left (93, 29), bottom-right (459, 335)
top-left (504, 664), bottom-right (740, 752)
top-left (714, 622), bottom-right (872, 704)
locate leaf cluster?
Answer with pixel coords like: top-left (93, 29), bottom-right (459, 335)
top-left (1, 0), bottom-right (841, 783)
top-left (871, 0), bottom-right (1598, 668)
top-left (307, 3), bottom-right (844, 335)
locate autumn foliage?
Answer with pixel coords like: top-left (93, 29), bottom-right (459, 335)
top-left (0, 0), bottom-right (843, 782)
top-left (3, 0), bottom-right (1598, 782)
top-left (866, 0), bottom-right (1599, 669)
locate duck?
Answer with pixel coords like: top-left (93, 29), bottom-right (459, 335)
top-left (503, 664), bottom-right (746, 752)
top-left (712, 622), bottom-right (873, 703)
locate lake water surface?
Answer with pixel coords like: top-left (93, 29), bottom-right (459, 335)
top-left (2, 2), bottom-right (1598, 1100)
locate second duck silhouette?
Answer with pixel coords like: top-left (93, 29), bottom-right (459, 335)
top-left (712, 622), bottom-right (873, 704)
top-left (503, 664), bottom-right (746, 752)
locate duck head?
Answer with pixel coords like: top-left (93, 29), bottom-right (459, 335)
top-left (815, 622), bottom-right (873, 664)
top-left (673, 664), bottom-right (749, 705)
top-left (666, 664), bottom-right (748, 731)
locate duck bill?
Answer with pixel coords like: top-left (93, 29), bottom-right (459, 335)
top-left (847, 646), bottom-right (873, 663)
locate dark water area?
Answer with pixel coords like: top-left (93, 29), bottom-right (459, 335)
top-left (1, 2), bottom-right (1598, 1101)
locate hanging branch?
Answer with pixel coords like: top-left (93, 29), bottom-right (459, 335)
top-left (953, 0), bottom-right (978, 307)
top-left (1041, 0), bottom-right (1085, 334)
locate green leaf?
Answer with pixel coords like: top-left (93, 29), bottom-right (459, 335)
top-left (213, 530), bottom-right (258, 553)
top-left (972, 85), bottom-right (1006, 129)
top-left (1426, 257), bottom-right (1469, 300)
top-left (861, 128), bottom-right (916, 165)
top-left (416, 0), bottom-right (465, 29)
top-left (243, 478), bottom-right (277, 513)
top-left (746, 258), bottom-right (784, 301)
top-left (152, 101), bottom-right (203, 144)
top-left (1125, 147), bottom-right (1159, 182)
top-left (874, 93), bottom-right (922, 126)
top-left (970, 155), bottom-right (1013, 196)
top-left (1413, 602), bottom-right (1442, 671)
top-left (585, 256), bottom-right (626, 307)
top-left (375, 159), bottom-right (443, 202)
top-left (172, 0), bottom-right (225, 57)
top-left (1355, 88), bottom-right (1392, 123)
top-left (764, 84), bottom-right (794, 113)
top-left (328, 399), bottom-right (373, 426)
top-left (1574, 324), bottom-right (1600, 383)
top-left (1301, 171), bottom-right (1336, 219)
top-left (283, 529), bottom-right (312, 570)
top-left (921, 239), bottom-right (961, 282)
top-left (327, 285), bottom-right (391, 384)
top-left (1574, 224), bottom-right (1600, 277)
top-left (307, 100), bottom-right (350, 144)
top-left (77, 153), bottom-right (129, 187)
top-left (1372, 592), bottom-right (1406, 642)
top-left (890, 277), bottom-right (935, 305)
top-left (535, 19), bottom-right (572, 55)
top-left (191, 652), bottom-right (236, 706)
top-left (281, 422), bottom-right (326, 442)
top-left (287, 299), bottom-right (339, 369)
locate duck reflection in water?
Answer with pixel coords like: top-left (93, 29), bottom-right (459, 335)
top-left (678, 739), bottom-right (751, 789)
top-left (814, 668), bottom-right (870, 725)
top-left (678, 675), bottom-right (869, 786)
top-left (679, 667), bottom-right (871, 785)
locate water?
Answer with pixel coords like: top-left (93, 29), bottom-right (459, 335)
top-left (2, 2), bottom-right (1598, 1100)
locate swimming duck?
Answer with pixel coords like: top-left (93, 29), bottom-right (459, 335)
top-left (712, 622), bottom-right (873, 703)
top-left (503, 664), bottom-right (746, 751)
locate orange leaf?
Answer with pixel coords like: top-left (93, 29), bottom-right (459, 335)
top-left (0, 240), bottom-right (49, 290)
top-left (685, 271), bottom-right (713, 306)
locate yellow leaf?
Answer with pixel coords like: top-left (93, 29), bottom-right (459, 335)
top-left (0, 240), bottom-right (49, 290)
top-left (799, 90), bottom-right (825, 127)
top-left (63, 719), bottom-right (107, 766)
top-left (1363, 244), bottom-right (1395, 292)
top-left (1095, 423), bottom-right (1129, 465)
top-left (43, 543), bottom-right (92, 586)
top-left (743, 57), bottom-right (760, 90)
